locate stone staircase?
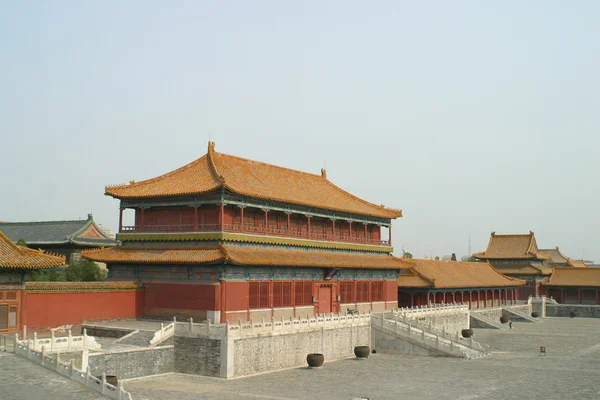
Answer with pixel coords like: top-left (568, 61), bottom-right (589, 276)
top-left (371, 313), bottom-right (489, 359)
top-left (503, 308), bottom-right (542, 323)
top-left (470, 313), bottom-right (508, 330)
top-left (114, 330), bottom-right (155, 347)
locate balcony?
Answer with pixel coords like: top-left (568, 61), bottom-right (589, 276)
top-left (120, 223), bottom-right (390, 246)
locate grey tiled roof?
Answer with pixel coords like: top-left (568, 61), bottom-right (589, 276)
top-left (0, 215), bottom-right (117, 247)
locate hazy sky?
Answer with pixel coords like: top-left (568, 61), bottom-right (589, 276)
top-left (1, 1), bottom-right (599, 261)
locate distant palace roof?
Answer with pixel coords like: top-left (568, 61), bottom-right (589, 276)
top-left (473, 232), bottom-right (550, 260)
top-left (397, 259), bottom-right (524, 289)
top-left (0, 230), bottom-right (65, 269)
top-left (564, 258), bottom-right (588, 268)
top-left (82, 244), bottom-right (411, 270)
top-left (490, 263), bottom-right (553, 276)
top-left (0, 214), bottom-right (117, 248)
top-left (105, 142), bottom-right (402, 219)
top-left (539, 247), bottom-right (570, 265)
top-left (544, 267), bottom-right (600, 287)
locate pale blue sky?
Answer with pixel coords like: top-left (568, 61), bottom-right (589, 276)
top-left (1, 1), bottom-right (599, 261)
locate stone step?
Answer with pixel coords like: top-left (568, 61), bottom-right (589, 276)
top-left (503, 308), bottom-right (542, 323)
top-left (116, 330), bottom-right (155, 347)
top-left (470, 313), bottom-right (508, 330)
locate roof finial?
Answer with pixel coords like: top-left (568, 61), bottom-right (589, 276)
top-left (321, 168), bottom-right (327, 178)
top-left (208, 141), bottom-right (216, 152)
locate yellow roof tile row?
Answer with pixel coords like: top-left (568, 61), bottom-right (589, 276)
top-left (105, 142), bottom-right (402, 219)
top-left (83, 245), bottom-right (411, 270)
top-left (0, 230), bottom-right (65, 269)
top-left (544, 267), bottom-right (600, 287)
top-left (398, 259), bottom-right (525, 289)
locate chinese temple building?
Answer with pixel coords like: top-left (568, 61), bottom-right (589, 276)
top-left (0, 230), bottom-right (65, 334)
top-left (543, 267), bottom-right (600, 305)
top-left (84, 142), bottom-right (409, 323)
top-left (0, 214), bottom-right (117, 264)
top-left (397, 259), bottom-right (524, 308)
top-left (539, 247), bottom-right (570, 267)
top-left (473, 232), bottom-right (552, 299)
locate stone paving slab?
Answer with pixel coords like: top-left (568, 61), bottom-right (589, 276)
top-left (0, 352), bottom-right (105, 400)
top-left (124, 317), bottom-right (600, 400)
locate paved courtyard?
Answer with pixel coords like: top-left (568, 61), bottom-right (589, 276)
top-left (1, 317), bottom-right (599, 399)
top-left (123, 317), bottom-right (600, 400)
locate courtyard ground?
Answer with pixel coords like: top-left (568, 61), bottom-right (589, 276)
top-left (123, 317), bottom-right (600, 400)
top-left (1, 317), bottom-right (599, 399)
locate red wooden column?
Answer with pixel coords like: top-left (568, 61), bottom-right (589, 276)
top-left (410, 293), bottom-right (414, 307)
top-left (442, 292), bottom-right (447, 304)
top-left (560, 289), bottom-right (565, 304)
top-left (118, 208), bottom-right (123, 232)
top-left (286, 212), bottom-right (291, 233)
top-left (307, 216), bottom-right (311, 238)
top-left (240, 206), bottom-right (245, 232)
top-left (219, 203), bottom-right (225, 230)
top-left (332, 219), bottom-right (336, 238)
top-left (596, 290), bottom-right (600, 305)
top-left (264, 209), bottom-right (269, 233)
top-left (577, 289), bottom-right (582, 304)
top-left (484, 291), bottom-right (488, 308)
top-left (193, 206), bottom-right (198, 231)
top-left (140, 207), bottom-right (145, 232)
top-left (348, 221), bottom-right (353, 240)
top-left (364, 223), bottom-right (368, 240)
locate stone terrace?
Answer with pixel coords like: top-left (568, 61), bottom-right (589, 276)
top-left (123, 317), bottom-right (600, 400)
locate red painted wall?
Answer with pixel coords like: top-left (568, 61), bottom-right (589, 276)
top-left (144, 282), bottom-right (218, 319)
top-left (385, 280), bottom-right (398, 302)
top-left (23, 290), bottom-right (144, 330)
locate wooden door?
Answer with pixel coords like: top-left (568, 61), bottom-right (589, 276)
top-left (318, 284), bottom-right (332, 315)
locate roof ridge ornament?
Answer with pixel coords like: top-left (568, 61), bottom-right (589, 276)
top-left (321, 168), bottom-right (327, 179)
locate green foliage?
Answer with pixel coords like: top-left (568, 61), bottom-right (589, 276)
top-left (404, 251), bottom-right (413, 259)
top-left (26, 268), bottom-right (66, 282)
top-left (65, 259), bottom-right (108, 282)
top-left (435, 256), bottom-right (440, 260)
top-left (26, 260), bottom-right (107, 282)
top-left (451, 253), bottom-right (457, 261)
top-left (16, 239), bottom-right (28, 248)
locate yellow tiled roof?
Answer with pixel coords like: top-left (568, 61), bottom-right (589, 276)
top-left (105, 142), bottom-right (402, 219)
top-left (544, 267), bottom-right (600, 287)
top-left (491, 263), bottom-right (553, 276)
top-left (564, 258), bottom-right (588, 268)
top-left (473, 232), bottom-right (550, 260)
top-left (398, 259), bottom-right (525, 289)
top-left (25, 281), bottom-right (143, 292)
top-left (84, 244), bottom-right (411, 270)
top-left (82, 246), bottom-right (223, 264)
top-left (0, 230), bottom-right (65, 269)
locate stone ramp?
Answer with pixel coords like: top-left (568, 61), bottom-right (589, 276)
top-left (372, 314), bottom-right (489, 359)
top-left (503, 308), bottom-right (542, 323)
top-left (470, 312), bottom-right (508, 330)
top-left (116, 330), bottom-right (155, 347)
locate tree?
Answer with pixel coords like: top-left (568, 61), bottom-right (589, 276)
top-left (16, 239), bottom-right (28, 248)
top-left (65, 259), bottom-right (108, 282)
top-left (451, 253), bottom-right (457, 261)
top-left (403, 252), bottom-right (413, 259)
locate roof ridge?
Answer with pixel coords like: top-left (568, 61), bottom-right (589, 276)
top-left (105, 152), bottom-right (221, 191)
top-left (207, 142), bottom-right (226, 185)
top-left (214, 150), bottom-right (323, 178)
top-left (0, 219), bottom-right (88, 226)
top-left (213, 149), bottom-right (402, 218)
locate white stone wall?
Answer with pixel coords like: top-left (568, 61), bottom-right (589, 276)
top-left (398, 305), bottom-right (470, 335)
top-left (230, 323), bottom-right (371, 378)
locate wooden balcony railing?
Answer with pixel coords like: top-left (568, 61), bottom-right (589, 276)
top-left (121, 223), bottom-right (390, 246)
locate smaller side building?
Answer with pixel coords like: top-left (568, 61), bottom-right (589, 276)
top-left (0, 230), bottom-right (65, 334)
top-left (473, 231), bottom-right (552, 299)
top-left (543, 267), bottom-right (600, 305)
top-left (397, 259), bottom-right (524, 309)
top-left (0, 214), bottom-right (117, 263)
